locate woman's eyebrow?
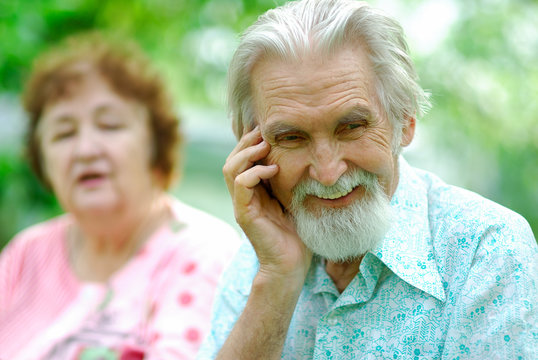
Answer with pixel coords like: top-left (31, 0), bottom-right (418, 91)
top-left (37, 115), bottom-right (75, 138)
top-left (46, 115), bottom-right (76, 128)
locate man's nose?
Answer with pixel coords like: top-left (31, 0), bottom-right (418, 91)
top-left (308, 141), bottom-right (347, 186)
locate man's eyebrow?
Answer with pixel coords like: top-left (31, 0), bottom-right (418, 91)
top-left (262, 122), bottom-right (305, 139)
top-left (338, 106), bottom-right (372, 124)
top-left (260, 106), bottom-right (372, 139)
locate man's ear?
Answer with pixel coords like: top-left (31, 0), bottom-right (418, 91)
top-left (400, 115), bottom-right (416, 147)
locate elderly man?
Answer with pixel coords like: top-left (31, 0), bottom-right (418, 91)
top-left (198, 0), bottom-right (537, 359)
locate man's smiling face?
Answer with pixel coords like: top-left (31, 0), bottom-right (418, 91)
top-left (251, 45), bottom-right (415, 215)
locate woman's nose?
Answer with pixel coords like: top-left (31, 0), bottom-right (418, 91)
top-left (73, 127), bottom-right (102, 161)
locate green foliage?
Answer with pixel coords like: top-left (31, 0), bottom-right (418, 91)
top-left (0, 0), bottom-right (286, 106)
top-left (0, 153), bottom-right (62, 248)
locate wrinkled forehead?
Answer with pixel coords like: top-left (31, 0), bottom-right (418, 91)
top-left (253, 42), bottom-right (375, 88)
top-left (250, 45), bottom-right (378, 118)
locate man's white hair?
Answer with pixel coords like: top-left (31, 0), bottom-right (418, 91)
top-left (228, 0), bottom-right (431, 151)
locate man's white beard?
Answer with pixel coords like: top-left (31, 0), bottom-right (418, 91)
top-left (289, 169), bottom-right (393, 263)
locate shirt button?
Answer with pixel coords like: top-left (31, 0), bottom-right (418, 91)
top-left (327, 317), bottom-right (338, 326)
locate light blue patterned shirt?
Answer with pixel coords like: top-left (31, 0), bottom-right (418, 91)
top-left (198, 158), bottom-right (537, 359)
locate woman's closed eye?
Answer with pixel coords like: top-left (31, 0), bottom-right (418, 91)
top-left (95, 106), bottom-right (127, 131)
top-left (52, 129), bottom-right (76, 141)
top-left (97, 116), bottom-right (126, 130)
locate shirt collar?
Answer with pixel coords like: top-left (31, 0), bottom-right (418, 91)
top-left (372, 157), bottom-right (446, 302)
top-left (308, 253), bottom-right (386, 308)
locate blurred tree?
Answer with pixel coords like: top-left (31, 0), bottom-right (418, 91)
top-left (0, 0), bottom-right (286, 106)
top-left (0, 0), bottom-right (536, 249)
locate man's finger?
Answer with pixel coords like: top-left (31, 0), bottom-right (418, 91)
top-left (226, 126), bottom-right (262, 161)
top-left (233, 164), bottom-right (279, 208)
top-left (223, 141), bottom-right (271, 194)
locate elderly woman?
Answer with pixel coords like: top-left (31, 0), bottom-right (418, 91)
top-left (0, 33), bottom-right (240, 359)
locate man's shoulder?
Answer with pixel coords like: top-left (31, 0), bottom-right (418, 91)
top-left (402, 164), bottom-right (536, 309)
top-left (411, 165), bottom-right (531, 236)
top-left (409, 165), bottom-right (536, 268)
top-left (217, 240), bottom-right (258, 295)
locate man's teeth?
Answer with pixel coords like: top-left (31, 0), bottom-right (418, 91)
top-left (317, 188), bottom-right (353, 200)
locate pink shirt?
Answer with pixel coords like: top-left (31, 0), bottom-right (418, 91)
top-left (0, 197), bottom-right (241, 360)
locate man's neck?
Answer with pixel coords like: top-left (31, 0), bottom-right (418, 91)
top-left (325, 257), bottom-right (363, 293)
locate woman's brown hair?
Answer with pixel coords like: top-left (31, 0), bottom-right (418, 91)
top-left (23, 31), bottom-right (181, 189)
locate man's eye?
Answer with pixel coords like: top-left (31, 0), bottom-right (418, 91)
top-left (281, 135), bottom-right (299, 141)
top-left (342, 122), bottom-right (364, 131)
top-left (346, 123), bottom-right (362, 130)
top-left (274, 133), bottom-right (305, 148)
top-left (338, 122), bottom-right (366, 136)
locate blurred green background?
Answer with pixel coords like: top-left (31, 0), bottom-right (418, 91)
top-left (0, 0), bottom-right (536, 249)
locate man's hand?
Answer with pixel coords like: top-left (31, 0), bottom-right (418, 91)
top-left (219, 127), bottom-right (312, 360)
top-left (223, 126), bottom-right (312, 280)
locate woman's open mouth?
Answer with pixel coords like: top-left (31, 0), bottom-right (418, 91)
top-left (77, 171), bottom-right (107, 187)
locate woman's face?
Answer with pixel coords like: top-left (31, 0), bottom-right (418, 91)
top-left (38, 73), bottom-right (159, 217)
